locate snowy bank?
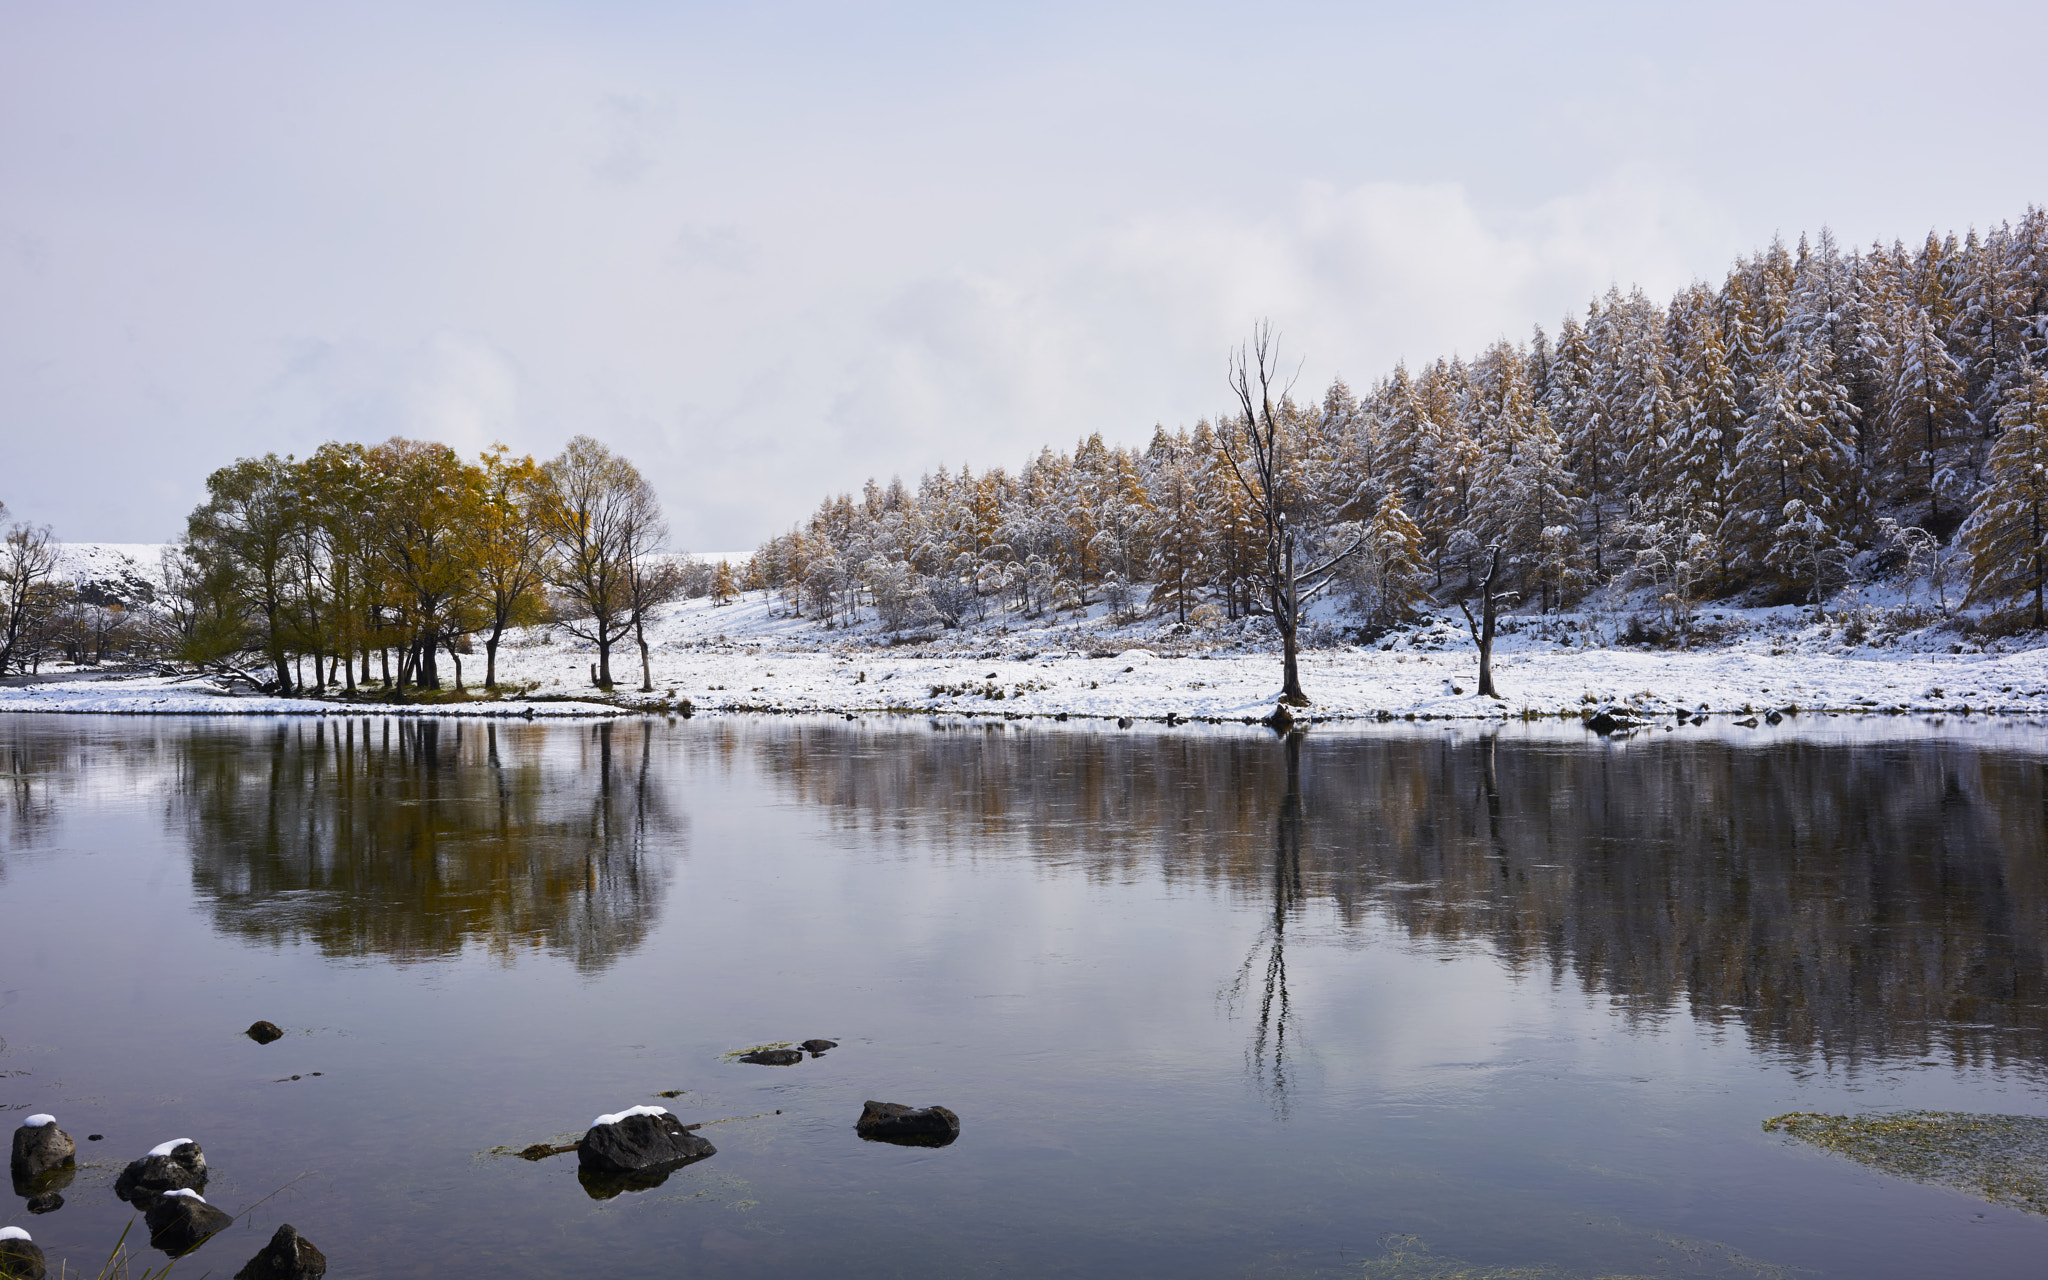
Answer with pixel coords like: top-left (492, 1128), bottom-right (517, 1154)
top-left (0, 675), bottom-right (628, 718)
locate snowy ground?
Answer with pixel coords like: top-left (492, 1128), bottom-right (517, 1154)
top-left (463, 588), bottom-right (2048, 724)
top-left (15, 544), bottom-right (2048, 725)
top-left (0, 675), bottom-right (627, 718)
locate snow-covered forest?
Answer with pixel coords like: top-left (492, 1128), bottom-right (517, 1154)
top-left (750, 212), bottom-right (2048, 637)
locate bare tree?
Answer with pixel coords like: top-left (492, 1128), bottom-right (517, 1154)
top-left (537, 436), bottom-right (665, 690)
top-left (1455, 545), bottom-right (1513, 698)
top-left (627, 556), bottom-right (684, 693)
top-left (0, 518), bottom-right (59, 677)
top-left (1221, 323), bottom-right (1367, 706)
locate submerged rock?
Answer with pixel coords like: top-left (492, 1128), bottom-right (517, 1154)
top-left (245, 1021), bottom-right (285, 1045)
top-left (576, 1107), bottom-right (714, 1178)
top-left (801, 1039), bottom-right (838, 1055)
top-left (22, 1195), bottom-right (60, 1216)
top-left (143, 1189), bottom-right (233, 1257)
top-left (855, 1101), bottom-right (960, 1147)
top-left (234, 1223), bottom-right (327, 1280)
top-left (0, 1226), bottom-right (46, 1280)
top-left (114, 1140), bottom-right (208, 1204)
top-left (738, 1048), bottom-right (804, 1066)
top-left (9, 1118), bottom-right (74, 1187)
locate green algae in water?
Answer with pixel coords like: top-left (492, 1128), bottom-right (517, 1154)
top-left (1361, 1232), bottom-right (1792, 1280)
top-left (1764, 1111), bottom-right (2048, 1215)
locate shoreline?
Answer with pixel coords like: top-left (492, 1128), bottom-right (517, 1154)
top-left (8, 644), bottom-right (2048, 727)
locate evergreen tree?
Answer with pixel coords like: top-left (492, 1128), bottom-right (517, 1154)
top-left (1962, 368), bottom-right (2048, 625)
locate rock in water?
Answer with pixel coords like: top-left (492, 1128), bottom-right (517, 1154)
top-left (10, 1117), bottom-right (74, 1186)
top-left (143, 1190), bottom-right (233, 1257)
top-left (114, 1140), bottom-right (208, 1204)
top-left (22, 1195), bottom-right (60, 1215)
top-left (1582, 705), bottom-right (1642, 735)
top-left (577, 1108), bottom-right (715, 1176)
top-left (738, 1048), bottom-right (804, 1066)
top-left (234, 1223), bottom-right (327, 1280)
top-left (801, 1039), bottom-right (838, 1055)
top-left (855, 1101), bottom-right (960, 1147)
top-left (0, 1227), bottom-right (46, 1280)
top-left (246, 1021), bottom-right (285, 1045)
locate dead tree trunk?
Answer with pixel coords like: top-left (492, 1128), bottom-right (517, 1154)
top-left (1221, 323), bottom-right (1367, 709)
top-left (1457, 545), bottom-right (1511, 700)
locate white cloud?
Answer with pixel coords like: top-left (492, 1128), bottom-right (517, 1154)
top-left (805, 173), bottom-right (1741, 507)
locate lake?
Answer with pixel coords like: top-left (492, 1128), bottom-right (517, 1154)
top-left (3, 713), bottom-right (2046, 1278)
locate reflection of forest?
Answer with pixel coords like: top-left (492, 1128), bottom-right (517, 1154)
top-left (178, 719), bottom-right (680, 971)
top-left (746, 722), bottom-right (2048, 1071)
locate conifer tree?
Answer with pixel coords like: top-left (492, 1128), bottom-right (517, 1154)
top-left (1962, 368), bottom-right (2048, 626)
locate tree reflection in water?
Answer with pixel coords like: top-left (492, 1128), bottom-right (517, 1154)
top-left (1225, 729), bottom-right (1305, 1116)
top-left (178, 717), bottom-right (680, 972)
top-left (741, 720), bottom-right (2048, 1076)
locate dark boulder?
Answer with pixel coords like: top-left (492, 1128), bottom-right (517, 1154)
top-left (801, 1039), bottom-right (838, 1055)
top-left (1582, 706), bottom-right (1643, 735)
top-left (576, 1108), bottom-right (714, 1178)
top-left (245, 1021), bottom-right (284, 1045)
top-left (234, 1223), bottom-right (327, 1280)
top-left (143, 1191), bottom-right (233, 1257)
top-left (10, 1118), bottom-right (74, 1185)
top-left (738, 1048), bottom-right (803, 1066)
top-left (114, 1140), bottom-right (207, 1204)
top-left (855, 1101), bottom-right (960, 1147)
top-left (0, 1228), bottom-right (46, 1280)
top-left (23, 1195), bottom-right (61, 1216)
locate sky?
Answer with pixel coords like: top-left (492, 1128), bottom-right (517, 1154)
top-left (3, 0), bottom-right (2044, 551)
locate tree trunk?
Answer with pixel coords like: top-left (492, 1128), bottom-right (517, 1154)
top-left (1278, 530), bottom-right (1307, 706)
top-left (635, 614), bottom-right (653, 692)
top-left (1460, 547), bottom-right (1506, 700)
top-left (417, 632), bottom-right (440, 689)
top-left (485, 632), bottom-right (501, 691)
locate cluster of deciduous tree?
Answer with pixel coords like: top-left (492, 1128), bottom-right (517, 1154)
top-left (0, 499), bottom-right (63, 676)
top-left (753, 209), bottom-right (2048, 635)
top-left (169, 435), bottom-right (678, 695)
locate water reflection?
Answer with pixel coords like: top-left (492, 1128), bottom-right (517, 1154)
top-left (1225, 729), bottom-right (1303, 1115)
top-left (176, 718), bottom-right (680, 971)
top-left (743, 721), bottom-right (2048, 1074)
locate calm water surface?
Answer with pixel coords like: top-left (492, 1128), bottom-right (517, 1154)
top-left (3, 714), bottom-right (2047, 1278)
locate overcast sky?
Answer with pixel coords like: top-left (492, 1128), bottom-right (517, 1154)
top-left (3, 1), bottom-right (2043, 549)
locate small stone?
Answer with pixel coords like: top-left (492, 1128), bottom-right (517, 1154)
top-left (1116, 717), bottom-right (1133, 729)
top-left (86, 1136), bottom-right (102, 1143)
top-left (574, 1111), bottom-right (711, 1199)
top-left (10, 1119), bottom-right (75, 1185)
top-left (246, 1021), bottom-right (284, 1045)
top-left (0, 1233), bottom-right (46, 1280)
top-left (24, 1192), bottom-right (62, 1214)
top-left (800, 1039), bottom-right (838, 1054)
top-left (114, 1141), bottom-right (208, 1204)
top-left (855, 1100), bottom-right (960, 1147)
top-left (738, 1048), bottom-right (804, 1066)
top-left (233, 1223), bottom-right (327, 1280)
top-left (144, 1192), bottom-right (234, 1257)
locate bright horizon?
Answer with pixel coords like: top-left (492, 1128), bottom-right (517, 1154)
top-left (4, 1), bottom-right (2044, 551)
